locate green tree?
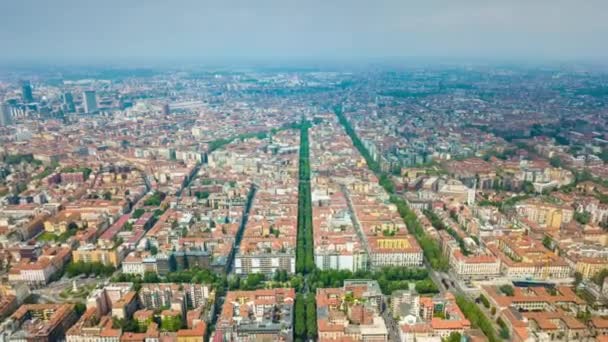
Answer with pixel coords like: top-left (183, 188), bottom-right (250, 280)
top-left (123, 221), bottom-right (134, 231)
top-left (415, 279), bottom-right (439, 294)
top-left (296, 121), bottom-right (315, 275)
top-left (542, 236), bottom-right (553, 250)
top-left (144, 271), bottom-right (160, 283)
top-left (243, 273), bottom-right (265, 290)
top-left (228, 275), bottom-right (241, 290)
top-left (294, 294), bottom-right (306, 338)
top-left (574, 211), bottom-right (591, 225)
top-left (112, 317), bottom-right (125, 329)
top-left (455, 295), bottom-right (499, 342)
top-left (576, 309), bottom-right (592, 322)
top-left (124, 319), bottom-right (139, 332)
top-left (574, 272), bottom-right (583, 287)
top-left (74, 302), bottom-right (87, 316)
top-left (334, 107), bottom-right (450, 271)
top-left (67, 221), bottom-right (79, 231)
top-left (478, 295), bottom-right (490, 308)
top-left (306, 295), bottom-right (317, 339)
top-left (499, 284), bottom-right (514, 296)
top-left (599, 149), bottom-right (608, 163)
top-left (549, 156), bottom-right (563, 168)
top-left (194, 191), bottom-right (210, 200)
top-left (499, 327), bottom-right (510, 339)
top-left (144, 192), bottom-right (164, 206)
top-left (445, 332), bottom-right (462, 342)
top-left (379, 174), bottom-right (395, 194)
top-left (290, 275), bottom-right (303, 292)
top-left (522, 181), bottom-right (535, 194)
top-left (592, 269), bottom-right (608, 286)
top-left (132, 208), bottom-right (145, 219)
top-left (160, 315), bottom-right (182, 332)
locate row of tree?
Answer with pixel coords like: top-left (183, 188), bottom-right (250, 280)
top-left (334, 106), bottom-right (449, 271)
top-left (227, 273), bottom-right (266, 291)
top-left (112, 314), bottom-right (182, 333)
top-left (294, 121), bottom-right (318, 340)
top-left (208, 131), bottom-right (269, 152)
top-left (455, 295), bottom-right (499, 342)
top-left (144, 191), bottom-right (165, 206)
top-left (391, 196), bottom-right (449, 270)
top-left (294, 293), bottom-right (317, 341)
top-left (61, 166), bottom-right (93, 179)
top-left (308, 267), bottom-right (438, 295)
top-left (208, 122), bottom-right (304, 153)
top-left (296, 121), bottom-right (315, 274)
top-left (4, 153), bottom-right (40, 165)
top-left (66, 261), bottom-right (115, 278)
top-left (423, 209), bottom-right (470, 256)
top-left (111, 268), bottom-right (226, 295)
top-left (132, 208), bottom-right (146, 218)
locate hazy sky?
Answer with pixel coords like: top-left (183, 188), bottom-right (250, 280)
top-left (1, 0), bottom-right (607, 63)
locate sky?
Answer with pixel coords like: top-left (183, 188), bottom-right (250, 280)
top-left (1, 0), bottom-right (608, 64)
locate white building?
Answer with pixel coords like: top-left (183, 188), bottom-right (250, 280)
top-left (449, 250), bottom-right (501, 279)
top-left (233, 253), bottom-right (295, 276)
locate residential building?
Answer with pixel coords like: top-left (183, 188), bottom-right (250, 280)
top-left (217, 288), bottom-right (295, 341)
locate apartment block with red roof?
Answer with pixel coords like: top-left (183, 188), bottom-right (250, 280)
top-left (217, 288), bottom-right (295, 341)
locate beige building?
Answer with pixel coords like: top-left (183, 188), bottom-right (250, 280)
top-left (575, 257), bottom-right (608, 280)
top-left (72, 244), bottom-right (124, 267)
top-left (516, 200), bottom-right (573, 229)
top-left (44, 211), bottom-right (82, 234)
top-left (449, 250), bottom-right (501, 279)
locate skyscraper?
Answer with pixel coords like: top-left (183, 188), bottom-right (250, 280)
top-left (0, 102), bottom-right (12, 126)
top-left (83, 90), bottom-right (97, 113)
top-left (62, 92), bottom-right (75, 112)
top-left (21, 81), bottom-right (34, 103)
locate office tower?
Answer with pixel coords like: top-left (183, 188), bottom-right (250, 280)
top-left (21, 81), bottom-right (34, 103)
top-left (83, 90), bottom-right (97, 113)
top-left (162, 103), bottom-right (170, 115)
top-left (62, 92), bottom-right (75, 112)
top-left (0, 102), bottom-right (12, 126)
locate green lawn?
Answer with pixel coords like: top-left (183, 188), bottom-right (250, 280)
top-left (37, 230), bottom-right (72, 242)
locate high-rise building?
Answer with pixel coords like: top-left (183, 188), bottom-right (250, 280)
top-left (83, 90), bottom-right (97, 113)
top-left (62, 92), bottom-right (75, 112)
top-left (21, 81), bottom-right (34, 103)
top-left (162, 103), bottom-right (170, 115)
top-left (0, 102), bottom-right (12, 126)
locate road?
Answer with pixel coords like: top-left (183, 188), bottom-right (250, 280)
top-left (32, 276), bottom-right (106, 303)
top-left (225, 185), bottom-right (257, 274)
top-left (210, 185), bottom-right (257, 332)
top-left (340, 184), bottom-right (371, 270)
top-left (423, 259), bottom-right (453, 295)
top-left (176, 163), bottom-right (202, 197)
top-left (430, 267), bottom-right (507, 340)
top-left (381, 299), bottom-right (401, 342)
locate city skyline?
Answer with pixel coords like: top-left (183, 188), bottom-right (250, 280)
top-left (2, 2), bottom-right (608, 342)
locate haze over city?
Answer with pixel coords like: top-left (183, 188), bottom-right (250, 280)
top-left (1, 2), bottom-right (608, 342)
top-left (2, 0), bottom-right (608, 63)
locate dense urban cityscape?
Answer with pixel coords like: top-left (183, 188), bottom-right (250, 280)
top-left (2, 0), bottom-right (608, 340)
top-left (0, 63), bottom-right (607, 342)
